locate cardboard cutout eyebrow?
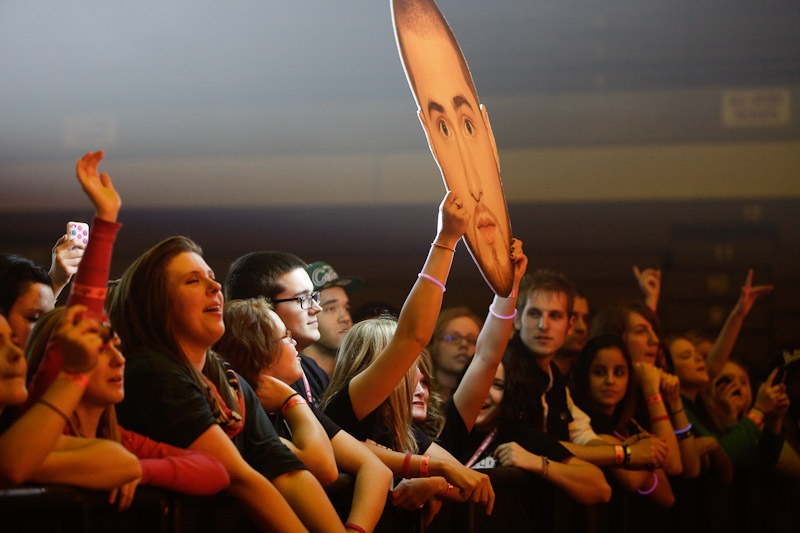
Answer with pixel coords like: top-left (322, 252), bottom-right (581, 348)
top-left (392, 0), bottom-right (514, 297)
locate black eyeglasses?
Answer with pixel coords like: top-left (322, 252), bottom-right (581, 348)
top-left (272, 291), bottom-right (321, 310)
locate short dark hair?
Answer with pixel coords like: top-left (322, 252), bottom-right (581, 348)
top-left (224, 251), bottom-right (307, 302)
top-left (516, 269), bottom-right (577, 316)
top-left (0, 254), bottom-right (52, 314)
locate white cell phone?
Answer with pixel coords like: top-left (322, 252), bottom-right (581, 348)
top-left (67, 221), bottom-right (89, 247)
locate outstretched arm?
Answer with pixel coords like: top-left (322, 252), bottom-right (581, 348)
top-left (706, 269), bottom-right (773, 379)
top-left (454, 240), bottom-right (527, 431)
top-left (349, 192), bottom-right (468, 420)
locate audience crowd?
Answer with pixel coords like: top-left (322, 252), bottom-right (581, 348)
top-left (0, 149), bottom-right (797, 532)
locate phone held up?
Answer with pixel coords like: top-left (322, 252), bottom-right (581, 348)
top-left (67, 221), bottom-right (89, 249)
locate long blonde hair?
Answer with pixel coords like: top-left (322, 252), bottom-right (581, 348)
top-left (322, 316), bottom-right (418, 453)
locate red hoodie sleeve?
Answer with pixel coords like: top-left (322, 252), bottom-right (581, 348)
top-left (120, 428), bottom-right (230, 495)
top-left (65, 216), bottom-right (121, 313)
top-left (26, 217), bottom-right (121, 405)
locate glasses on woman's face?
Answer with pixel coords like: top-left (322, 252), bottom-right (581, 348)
top-left (273, 330), bottom-right (294, 344)
top-left (272, 291), bottom-right (321, 310)
top-left (441, 334), bottom-right (478, 347)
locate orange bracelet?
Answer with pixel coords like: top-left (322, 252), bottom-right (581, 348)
top-left (280, 393), bottom-right (306, 416)
top-left (62, 372), bottom-right (90, 389)
top-left (419, 455), bottom-right (430, 477)
top-left (614, 445), bottom-right (625, 465)
top-left (646, 393), bottom-right (663, 405)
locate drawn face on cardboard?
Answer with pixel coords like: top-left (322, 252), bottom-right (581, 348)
top-left (394, 1), bottom-right (514, 296)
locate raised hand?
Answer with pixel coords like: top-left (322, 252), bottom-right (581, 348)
top-left (49, 235), bottom-right (85, 298)
top-left (55, 305), bottom-right (108, 374)
top-left (436, 191), bottom-right (470, 246)
top-left (509, 239), bottom-right (528, 289)
top-left (75, 150), bottom-right (120, 222)
top-left (755, 367), bottom-right (789, 420)
top-left (633, 266), bottom-right (661, 311)
top-left (735, 269), bottom-right (774, 317)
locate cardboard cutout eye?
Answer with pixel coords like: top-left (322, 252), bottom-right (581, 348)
top-left (464, 118), bottom-right (474, 135)
top-left (438, 118), bottom-right (450, 137)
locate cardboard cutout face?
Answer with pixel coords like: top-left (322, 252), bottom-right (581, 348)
top-left (393, 0), bottom-right (514, 296)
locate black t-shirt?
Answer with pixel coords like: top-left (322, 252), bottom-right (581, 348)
top-left (324, 378), bottom-right (432, 452)
top-left (438, 397), bottom-right (572, 467)
top-left (270, 402), bottom-right (342, 441)
top-left (117, 350), bottom-right (305, 480)
top-left (290, 354), bottom-right (330, 406)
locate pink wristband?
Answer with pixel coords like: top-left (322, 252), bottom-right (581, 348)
top-left (489, 303), bottom-right (517, 320)
top-left (417, 273), bottom-right (446, 292)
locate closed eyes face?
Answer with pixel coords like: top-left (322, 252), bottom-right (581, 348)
top-left (166, 252), bottom-right (225, 356)
top-left (7, 282), bottom-right (55, 349)
top-left (669, 337), bottom-right (708, 387)
top-left (623, 312), bottom-right (659, 365)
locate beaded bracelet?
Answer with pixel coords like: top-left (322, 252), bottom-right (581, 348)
top-left (540, 456), bottom-right (550, 479)
top-left (419, 455), bottom-right (430, 477)
top-left (417, 273), bottom-right (446, 292)
top-left (637, 473), bottom-right (659, 495)
top-left (345, 524), bottom-right (367, 533)
top-left (489, 303), bottom-right (517, 320)
top-left (402, 452), bottom-right (413, 478)
top-left (668, 406), bottom-right (685, 415)
top-left (431, 241), bottom-right (456, 253)
top-left (38, 399), bottom-right (71, 426)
